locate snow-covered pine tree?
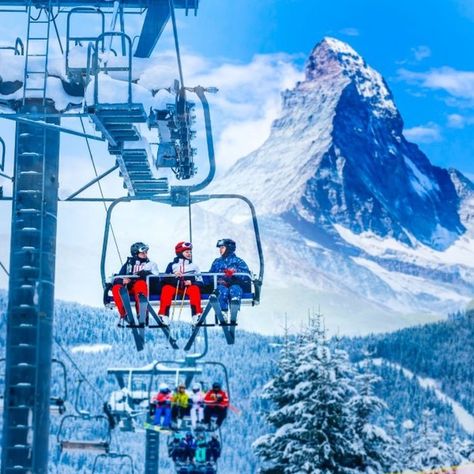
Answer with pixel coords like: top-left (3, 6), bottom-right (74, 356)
top-left (253, 312), bottom-right (396, 473)
top-left (407, 410), bottom-right (461, 474)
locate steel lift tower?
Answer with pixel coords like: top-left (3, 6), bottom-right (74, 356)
top-left (0, 1), bottom-right (199, 472)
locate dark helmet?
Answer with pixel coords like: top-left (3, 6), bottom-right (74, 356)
top-left (131, 242), bottom-right (149, 257)
top-left (175, 241), bottom-right (193, 255)
top-left (212, 382), bottom-right (221, 391)
top-left (216, 238), bottom-right (236, 254)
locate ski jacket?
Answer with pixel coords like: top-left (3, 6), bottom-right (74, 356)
top-left (203, 389), bottom-right (229, 408)
top-left (162, 257), bottom-right (203, 287)
top-left (171, 391), bottom-right (190, 408)
top-left (190, 391), bottom-right (205, 407)
top-left (208, 252), bottom-right (251, 288)
top-left (153, 391), bottom-right (172, 406)
top-left (113, 256), bottom-right (159, 285)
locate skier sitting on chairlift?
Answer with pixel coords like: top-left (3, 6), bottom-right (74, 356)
top-left (208, 238), bottom-right (250, 318)
top-left (158, 241), bottom-right (203, 326)
top-left (206, 435), bottom-right (221, 462)
top-left (189, 382), bottom-right (205, 428)
top-left (152, 383), bottom-right (172, 428)
top-left (203, 382), bottom-right (229, 428)
top-left (171, 383), bottom-right (190, 426)
top-left (111, 242), bottom-right (159, 326)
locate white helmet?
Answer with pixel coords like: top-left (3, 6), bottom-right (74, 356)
top-left (159, 382), bottom-right (169, 391)
top-left (192, 383), bottom-right (201, 392)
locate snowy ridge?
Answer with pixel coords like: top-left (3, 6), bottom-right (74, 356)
top-left (306, 37), bottom-right (397, 117)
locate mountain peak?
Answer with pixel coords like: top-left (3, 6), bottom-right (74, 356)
top-left (305, 37), bottom-right (397, 117)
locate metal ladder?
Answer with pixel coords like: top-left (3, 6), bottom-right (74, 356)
top-left (23, 3), bottom-right (52, 105)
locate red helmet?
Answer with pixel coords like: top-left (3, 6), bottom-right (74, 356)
top-left (175, 241), bottom-right (193, 254)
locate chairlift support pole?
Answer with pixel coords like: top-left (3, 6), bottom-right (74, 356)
top-left (2, 101), bottom-right (60, 474)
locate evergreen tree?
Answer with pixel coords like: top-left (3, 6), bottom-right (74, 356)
top-left (254, 313), bottom-right (396, 473)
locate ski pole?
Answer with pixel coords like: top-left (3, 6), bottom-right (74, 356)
top-left (170, 280), bottom-right (180, 322)
top-left (176, 286), bottom-right (187, 323)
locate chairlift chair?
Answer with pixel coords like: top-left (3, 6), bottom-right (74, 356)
top-left (57, 413), bottom-right (111, 453)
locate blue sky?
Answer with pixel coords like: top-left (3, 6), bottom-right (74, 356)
top-left (175, 0), bottom-right (474, 178)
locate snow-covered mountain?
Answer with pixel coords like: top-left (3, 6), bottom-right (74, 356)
top-left (206, 37), bottom-right (474, 327)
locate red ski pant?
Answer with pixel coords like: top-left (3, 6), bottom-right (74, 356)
top-left (112, 280), bottom-right (148, 318)
top-left (158, 284), bottom-right (202, 316)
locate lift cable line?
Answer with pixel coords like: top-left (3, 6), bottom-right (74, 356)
top-left (79, 116), bottom-right (123, 263)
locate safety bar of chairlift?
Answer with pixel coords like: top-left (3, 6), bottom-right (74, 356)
top-left (199, 361), bottom-right (231, 402)
top-left (146, 359), bottom-right (203, 405)
top-left (92, 452), bottom-right (135, 474)
top-left (100, 195), bottom-right (264, 296)
top-left (57, 414), bottom-right (112, 452)
top-left (93, 32), bottom-right (133, 105)
top-left (65, 7), bottom-right (105, 74)
top-left (191, 193), bottom-right (264, 284)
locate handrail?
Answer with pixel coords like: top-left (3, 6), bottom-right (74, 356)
top-left (0, 37), bottom-right (23, 55)
top-left (14, 37), bottom-right (24, 55)
top-left (93, 32), bottom-right (133, 105)
top-left (65, 7), bottom-right (105, 75)
top-left (191, 193), bottom-right (265, 284)
top-left (85, 41), bottom-right (96, 89)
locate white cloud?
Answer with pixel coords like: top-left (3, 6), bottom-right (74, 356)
top-left (446, 113), bottom-right (474, 128)
top-left (404, 123), bottom-right (442, 143)
top-left (138, 50), bottom-right (303, 172)
top-left (411, 45), bottom-right (431, 61)
top-left (339, 27), bottom-right (359, 37)
top-left (398, 67), bottom-right (474, 100)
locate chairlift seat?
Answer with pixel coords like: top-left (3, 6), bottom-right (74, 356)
top-left (60, 440), bottom-right (110, 452)
top-left (104, 273), bottom-right (256, 309)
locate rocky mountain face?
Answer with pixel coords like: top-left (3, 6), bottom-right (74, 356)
top-left (208, 37), bottom-right (474, 325)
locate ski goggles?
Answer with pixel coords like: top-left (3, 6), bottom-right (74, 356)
top-left (181, 242), bottom-right (192, 250)
top-left (138, 245), bottom-right (149, 253)
top-left (216, 239), bottom-right (227, 247)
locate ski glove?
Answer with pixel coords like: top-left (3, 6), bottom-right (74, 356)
top-left (224, 268), bottom-right (236, 277)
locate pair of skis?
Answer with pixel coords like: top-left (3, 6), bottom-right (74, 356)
top-left (184, 294), bottom-right (239, 351)
top-left (117, 287), bottom-right (178, 351)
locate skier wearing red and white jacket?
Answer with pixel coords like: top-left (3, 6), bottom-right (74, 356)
top-left (203, 382), bottom-right (229, 427)
top-left (111, 242), bottom-right (159, 323)
top-left (158, 241), bottom-right (203, 326)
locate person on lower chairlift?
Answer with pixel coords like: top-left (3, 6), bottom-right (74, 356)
top-left (152, 383), bottom-right (172, 428)
top-left (208, 238), bottom-right (250, 317)
top-left (171, 383), bottom-right (190, 426)
top-left (203, 382), bottom-right (229, 428)
top-left (111, 242), bottom-right (159, 326)
top-left (158, 241), bottom-right (203, 326)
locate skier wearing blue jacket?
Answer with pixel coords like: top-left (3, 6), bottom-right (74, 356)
top-left (208, 238), bottom-right (251, 313)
